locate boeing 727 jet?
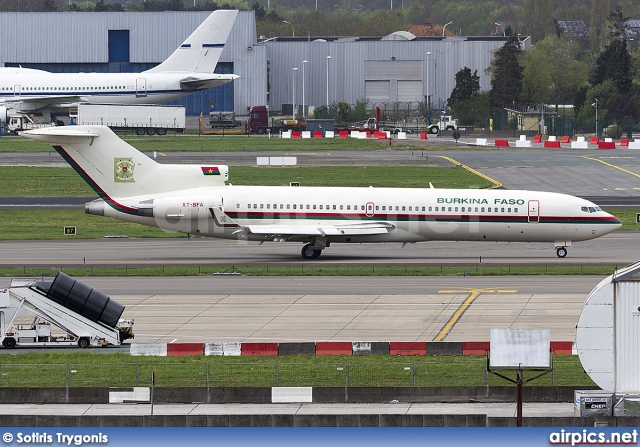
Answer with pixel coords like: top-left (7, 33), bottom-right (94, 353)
top-left (21, 126), bottom-right (622, 259)
top-left (0, 10), bottom-right (238, 113)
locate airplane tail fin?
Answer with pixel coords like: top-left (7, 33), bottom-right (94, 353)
top-left (145, 10), bottom-right (238, 74)
top-left (20, 126), bottom-right (228, 214)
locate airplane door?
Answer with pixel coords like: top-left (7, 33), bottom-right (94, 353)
top-left (13, 85), bottom-right (21, 97)
top-left (136, 78), bottom-right (147, 98)
top-left (366, 202), bottom-right (374, 217)
top-left (528, 200), bottom-right (539, 223)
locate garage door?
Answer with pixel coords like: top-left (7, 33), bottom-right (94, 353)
top-left (365, 80), bottom-right (390, 103)
top-left (397, 80), bottom-right (423, 102)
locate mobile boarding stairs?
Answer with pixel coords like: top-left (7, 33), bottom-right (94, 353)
top-left (0, 272), bottom-right (133, 349)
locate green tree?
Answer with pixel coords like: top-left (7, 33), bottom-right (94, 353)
top-left (489, 34), bottom-right (523, 109)
top-left (589, 0), bottom-right (610, 52)
top-left (448, 67), bottom-right (480, 106)
top-left (522, 0), bottom-right (554, 42)
top-left (520, 35), bottom-right (587, 110)
top-left (449, 92), bottom-right (491, 127)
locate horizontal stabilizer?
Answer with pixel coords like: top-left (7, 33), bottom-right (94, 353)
top-left (20, 127), bottom-right (101, 142)
top-left (180, 74), bottom-right (239, 90)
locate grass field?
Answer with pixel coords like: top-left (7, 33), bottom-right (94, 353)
top-left (0, 133), bottom-right (431, 153)
top-left (0, 352), bottom-right (594, 388)
top-left (0, 165), bottom-right (491, 197)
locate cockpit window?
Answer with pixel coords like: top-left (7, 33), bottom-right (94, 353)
top-left (581, 207), bottom-right (588, 213)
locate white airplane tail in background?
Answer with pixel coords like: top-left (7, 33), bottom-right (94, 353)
top-left (20, 126), bottom-right (228, 214)
top-left (145, 10), bottom-right (239, 74)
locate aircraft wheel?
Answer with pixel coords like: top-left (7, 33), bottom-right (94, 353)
top-left (156, 128), bottom-right (167, 136)
top-left (135, 128), bottom-right (146, 136)
top-left (556, 247), bottom-right (568, 258)
top-left (2, 337), bottom-right (16, 349)
top-left (429, 126), bottom-right (439, 134)
top-left (77, 337), bottom-right (90, 349)
top-left (301, 244), bottom-right (322, 259)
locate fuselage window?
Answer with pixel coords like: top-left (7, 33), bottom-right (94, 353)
top-left (461, 207), bottom-right (465, 212)
top-left (287, 204), bottom-right (290, 209)
top-left (340, 205), bottom-right (343, 210)
top-left (514, 208), bottom-right (518, 213)
top-left (375, 206), bottom-right (379, 211)
top-left (402, 206), bottom-right (406, 211)
top-left (267, 204), bottom-right (270, 209)
top-left (508, 208), bottom-right (511, 213)
top-left (395, 206), bottom-right (399, 211)
top-left (260, 204), bottom-right (264, 209)
top-left (422, 206), bottom-right (425, 212)
top-left (306, 205), bottom-right (310, 210)
top-left (313, 205), bottom-right (317, 210)
top-left (475, 207), bottom-right (478, 212)
top-left (361, 205), bottom-right (365, 211)
top-left (501, 207), bottom-right (504, 213)
top-left (428, 206), bottom-right (432, 212)
top-left (236, 203), bottom-right (240, 208)
top-left (382, 206), bottom-right (386, 211)
top-left (455, 207), bottom-right (459, 212)
top-left (293, 204), bottom-right (297, 209)
top-left (273, 204), bottom-right (277, 209)
top-left (347, 205), bottom-right (351, 210)
top-left (448, 207), bottom-right (452, 212)
top-left (481, 207), bottom-right (485, 212)
top-left (408, 206), bottom-right (412, 211)
top-left (494, 207), bottom-right (499, 212)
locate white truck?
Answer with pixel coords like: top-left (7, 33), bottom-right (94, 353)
top-left (71, 103), bottom-right (186, 136)
top-left (0, 272), bottom-right (134, 349)
top-left (6, 112), bottom-right (56, 135)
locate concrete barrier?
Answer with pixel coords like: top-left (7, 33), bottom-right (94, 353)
top-left (282, 130), bottom-right (291, 138)
top-left (571, 136), bottom-right (588, 149)
top-left (301, 131), bottom-right (311, 139)
top-left (389, 341), bottom-right (426, 356)
top-left (515, 135), bottom-right (531, 148)
top-left (544, 140), bottom-right (561, 148)
top-left (316, 341), bottom-right (352, 355)
top-left (338, 130), bottom-right (348, 138)
top-left (241, 342), bottom-right (278, 356)
top-left (461, 341), bottom-right (489, 355)
top-left (325, 130), bottom-right (334, 138)
top-left (205, 342), bottom-right (241, 356)
top-left (629, 139), bottom-right (640, 149)
top-left (550, 341), bottom-right (573, 355)
top-left (494, 139), bottom-right (509, 148)
top-left (167, 343), bottom-right (204, 356)
top-left (278, 342), bottom-right (315, 356)
top-left (426, 342), bottom-right (462, 356)
top-left (130, 343), bottom-right (167, 356)
top-left (398, 131), bottom-right (407, 140)
top-left (598, 141), bottom-right (616, 149)
top-left (476, 138), bottom-right (487, 146)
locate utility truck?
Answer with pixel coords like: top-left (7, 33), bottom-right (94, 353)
top-left (248, 105), bottom-right (305, 134)
top-left (0, 272), bottom-right (134, 349)
top-left (70, 103), bottom-right (185, 136)
top-left (209, 111), bottom-right (242, 129)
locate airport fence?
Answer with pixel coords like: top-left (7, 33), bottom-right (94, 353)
top-left (0, 360), bottom-right (591, 389)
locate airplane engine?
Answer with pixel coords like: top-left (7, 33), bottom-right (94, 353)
top-left (138, 196), bottom-right (223, 221)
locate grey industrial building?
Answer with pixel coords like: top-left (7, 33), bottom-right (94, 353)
top-left (0, 11), bottom-right (524, 116)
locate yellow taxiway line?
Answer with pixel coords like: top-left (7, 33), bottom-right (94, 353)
top-left (581, 155), bottom-right (640, 180)
top-left (437, 156), bottom-right (503, 189)
top-left (433, 288), bottom-right (517, 342)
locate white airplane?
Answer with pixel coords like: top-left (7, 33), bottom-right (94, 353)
top-left (0, 10), bottom-right (238, 113)
top-left (21, 126), bottom-right (622, 260)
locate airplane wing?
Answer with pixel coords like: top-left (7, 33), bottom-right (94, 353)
top-left (239, 222), bottom-right (395, 237)
top-left (209, 207), bottom-right (394, 239)
top-left (0, 95), bottom-right (86, 109)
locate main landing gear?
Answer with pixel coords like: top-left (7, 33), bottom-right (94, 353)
top-left (556, 246), bottom-right (568, 258)
top-left (301, 243), bottom-right (322, 259)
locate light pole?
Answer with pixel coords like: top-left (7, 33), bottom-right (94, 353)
top-left (425, 52), bottom-right (431, 110)
top-left (326, 55), bottom-right (332, 107)
top-left (592, 98), bottom-right (599, 138)
top-left (292, 67), bottom-right (298, 120)
top-left (283, 20), bottom-right (294, 37)
top-left (443, 21), bottom-right (452, 37)
top-left (302, 60), bottom-right (308, 118)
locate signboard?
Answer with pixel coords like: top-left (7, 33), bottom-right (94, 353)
top-left (489, 328), bottom-right (550, 369)
top-left (64, 226), bottom-right (76, 235)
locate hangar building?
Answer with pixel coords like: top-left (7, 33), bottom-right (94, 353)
top-left (0, 11), bottom-right (526, 116)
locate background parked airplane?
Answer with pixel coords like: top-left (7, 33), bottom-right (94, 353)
top-left (21, 126), bottom-right (622, 260)
top-left (0, 10), bottom-right (238, 117)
